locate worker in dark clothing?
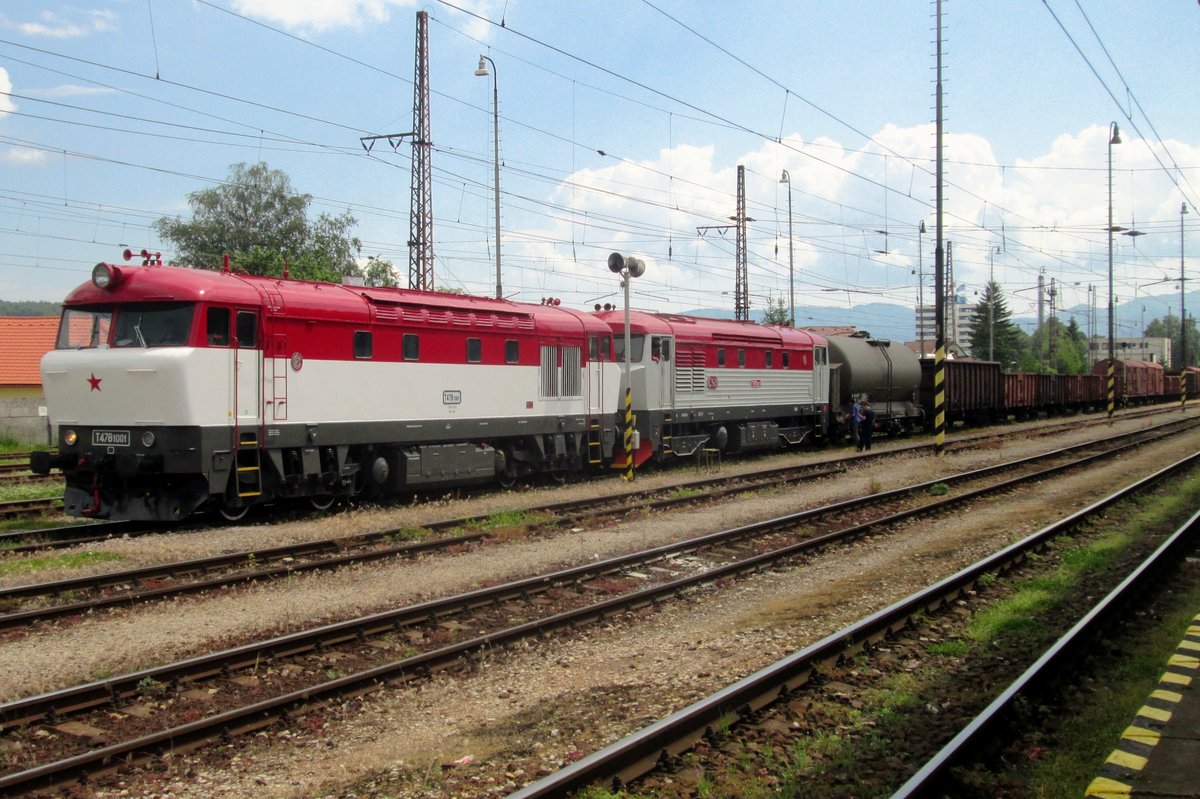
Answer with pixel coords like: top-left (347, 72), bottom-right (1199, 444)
top-left (859, 400), bottom-right (876, 452)
top-left (849, 398), bottom-right (862, 450)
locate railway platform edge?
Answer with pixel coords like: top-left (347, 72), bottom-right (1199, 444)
top-left (1086, 611), bottom-right (1200, 798)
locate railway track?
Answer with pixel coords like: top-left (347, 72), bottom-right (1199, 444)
top-left (0, 414), bottom-right (1192, 632)
top-left (508, 451), bottom-right (1200, 799)
top-left (0, 417), bottom-right (1190, 793)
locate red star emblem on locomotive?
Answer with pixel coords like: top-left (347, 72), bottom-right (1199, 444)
top-left (87, 373), bottom-right (102, 391)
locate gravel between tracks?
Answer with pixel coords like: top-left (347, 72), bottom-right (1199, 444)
top-left (3, 412), bottom-right (1197, 797)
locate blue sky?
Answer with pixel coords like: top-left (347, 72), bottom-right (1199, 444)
top-left (0, 0), bottom-right (1197, 340)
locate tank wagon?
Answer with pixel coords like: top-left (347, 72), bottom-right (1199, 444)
top-left (824, 332), bottom-right (924, 438)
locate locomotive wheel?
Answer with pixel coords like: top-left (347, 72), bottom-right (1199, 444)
top-left (309, 494), bottom-right (336, 511)
top-left (497, 470), bottom-right (517, 489)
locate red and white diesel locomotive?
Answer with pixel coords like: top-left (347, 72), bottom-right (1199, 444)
top-left (32, 254), bottom-right (834, 522)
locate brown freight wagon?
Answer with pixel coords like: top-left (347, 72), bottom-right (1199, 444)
top-left (920, 358), bottom-right (1002, 425)
top-left (1002, 372), bottom-right (1037, 418)
top-left (1092, 359), bottom-right (1165, 405)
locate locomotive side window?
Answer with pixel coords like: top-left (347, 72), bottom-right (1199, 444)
top-left (467, 337), bottom-right (482, 363)
top-left (718, 348), bottom-right (726, 367)
top-left (589, 336), bottom-right (598, 361)
top-left (650, 337), bottom-right (671, 361)
top-left (235, 311), bottom-right (257, 349)
top-left (815, 346), bottom-right (827, 365)
top-left (114, 303), bottom-right (194, 348)
top-left (403, 334), bottom-right (420, 361)
top-left (783, 351), bottom-right (791, 369)
top-left (505, 339), bottom-right (519, 364)
top-left (57, 308), bottom-right (112, 349)
top-left (613, 335), bottom-right (645, 363)
top-left (738, 349), bottom-right (746, 368)
top-left (206, 308), bottom-right (230, 346)
top-left (354, 331), bottom-right (373, 359)
top-left (765, 351), bottom-right (773, 368)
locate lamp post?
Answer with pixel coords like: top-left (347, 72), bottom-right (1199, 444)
top-left (1182, 202), bottom-right (1190, 372)
top-left (608, 252), bottom-right (645, 481)
top-left (474, 55), bottom-right (502, 299)
top-left (988, 245), bottom-right (1000, 361)
top-left (779, 170), bottom-right (794, 327)
top-left (1107, 121), bottom-right (1121, 420)
top-left (918, 220), bottom-right (926, 355)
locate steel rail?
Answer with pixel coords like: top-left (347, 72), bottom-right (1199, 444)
top-left (505, 450), bottom-right (1200, 798)
top-left (0, 420), bottom-right (1187, 724)
top-left (0, 428), bottom-right (1187, 791)
top-left (890, 506), bottom-right (1200, 797)
top-left (0, 417), bottom-right (1186, 631)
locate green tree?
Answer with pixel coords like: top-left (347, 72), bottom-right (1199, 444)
top-left (760, 296), bottom-right (791, 326)
top-left (967, 281), bottom-right (1024, 368)
top-left (1017, 317), bottom-right (1086, 374)
top-left (154, 162), bottom-right (363, 280)
top-left (1145, 313), bottom-right (1200, 367)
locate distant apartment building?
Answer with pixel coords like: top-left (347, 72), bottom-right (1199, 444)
top-left (914, 301), bottom-right (979, 354)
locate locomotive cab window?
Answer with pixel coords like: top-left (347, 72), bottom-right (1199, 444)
top-left (354, 331), bottom-right (373, 359)
top-left (814, 346), bottom-right (827, 365)
top-left (467, 337), bottom-right (482, 363)
top-left (206, 308), bottom-right (230, 347)
top-left (403, 334), bottom-right (420, 361)
top-left (651, 337), bottom-right (671, 361)
top-left (56, 308), bottom-right (112, 349)
top-left (613, 334), bottom-right (645, 363)
top-left (505, 339), bottom-right (519, 364)
top-left (235, 311), bottom-right (258, 349)
top-left (114, 303), bottom-right (194, 348)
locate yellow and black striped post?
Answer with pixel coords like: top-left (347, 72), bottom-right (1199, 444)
top-left (623, 386), bottom-right (634, 481)
top-left (1182, 372), bottom-right (1188, 413)
top-left (1107, 358), bottom-right (1116, 422)
top-left (934, 336), bottom-right (946, 456)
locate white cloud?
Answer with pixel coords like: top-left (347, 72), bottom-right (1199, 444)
top-left (28, 84), bottom-right (118, 99)
top-left (0, 68), bottom-right (14, 117)
top-left (3, 146), bottom-right (49, 165)
top-left (230, 0), bottom-right (505, 37)
top-left (8, 8), bottom-right (116, 39)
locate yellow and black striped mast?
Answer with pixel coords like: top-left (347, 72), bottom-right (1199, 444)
top-left (933, 0), bottom-right (946, 457)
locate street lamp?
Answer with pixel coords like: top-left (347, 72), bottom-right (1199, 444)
top-left (779, 170), bottom-right (794, 327)
top-left (1107, 121), bottom-right (1121, 420)
top-left (918, 220), bottom-right (926, 355)
top-left (608, 252), bottom-right (645, 481)
top-left (474, 55), bottom-right (502, 299)
top-left (1182, 202), bottom-right (1189, 373)
top-left (988, 245), bottom-right (1000, 361)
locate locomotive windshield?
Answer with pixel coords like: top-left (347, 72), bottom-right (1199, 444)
top-left (56, 304), bottom-right (194, 348)
top-left (612, 334), bottom-right (645, 363)
top-left (56, 308), bottom-right (112, 349)
top-left (113, 303), bottom-right (194, 347)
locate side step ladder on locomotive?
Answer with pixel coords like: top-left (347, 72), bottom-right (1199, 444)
top-left (236, 436), bottom-right (263, 499)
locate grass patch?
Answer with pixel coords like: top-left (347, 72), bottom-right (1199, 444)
top-left (465, 509), bottom-right (551, 534)
top-left (668, 486), bottom-right (704, 501)
top-left (926, 639), bottom-right (971, 657)
top-left (927, 483), bottom-right (949, 496)
top-left (0, 482), bottom-right (61, 503)
top-left (0, 549), bottom-right (122, 577)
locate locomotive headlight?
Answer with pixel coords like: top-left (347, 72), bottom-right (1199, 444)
top-left (64, 430), bottom-right (77, 446)
top-left (140, 431), bottom-right (156, 448)
top-left (91, 263), bottom-right (122, 290)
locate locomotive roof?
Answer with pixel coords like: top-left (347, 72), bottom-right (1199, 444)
top-left (64, 263), bottom-right (609, 336)
top-left (593, 310), bottom-right (825, 348)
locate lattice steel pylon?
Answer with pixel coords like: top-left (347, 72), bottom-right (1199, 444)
top-left (408, 10), bottom-right (434, 291)
top-left (735, 165), bottom-right (749, 321)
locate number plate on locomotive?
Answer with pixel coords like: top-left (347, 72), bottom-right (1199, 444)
top-left (92, 429), bottom-right (131, 447)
